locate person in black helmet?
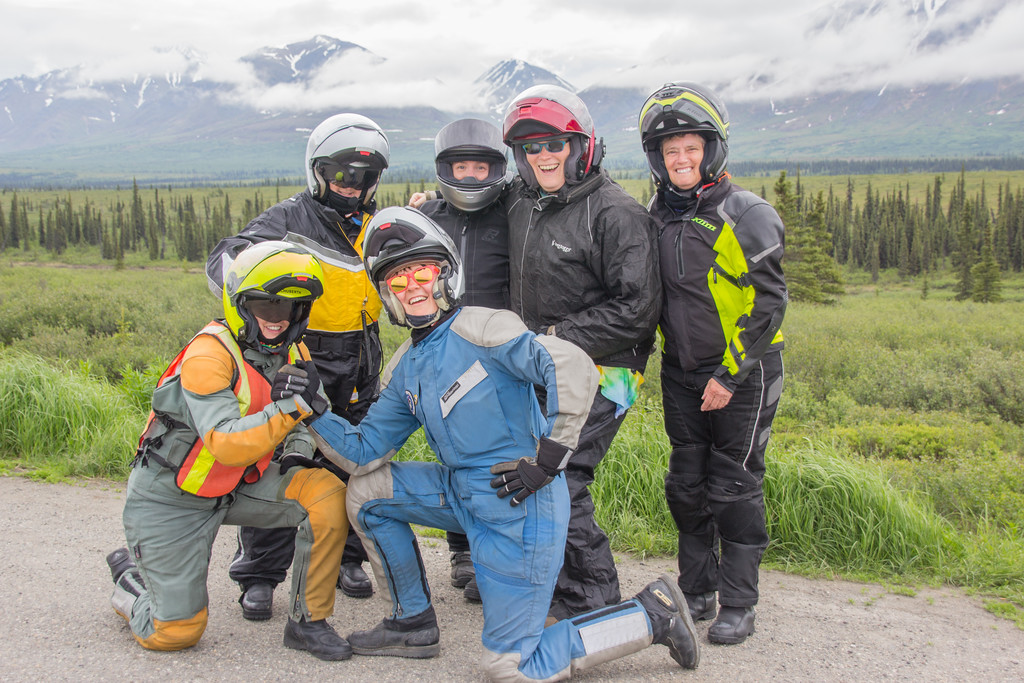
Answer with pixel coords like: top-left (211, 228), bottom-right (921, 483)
top-left (410, 117), bottom-right (514, 602)
top-left (206, 113), bottom-right (389, 619)
top-left (502, 85), bottom-right (662, 623)
top-left (638, 81), bottom-right (787, 645)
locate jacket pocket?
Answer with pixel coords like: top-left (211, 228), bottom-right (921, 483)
top-left (440, 361), bottom-right (516, 454)
top-left (468, 493), bottom-right (528, 578)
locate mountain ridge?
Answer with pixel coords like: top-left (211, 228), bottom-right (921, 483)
top-left (1, 34), bottom-right (1021, 184)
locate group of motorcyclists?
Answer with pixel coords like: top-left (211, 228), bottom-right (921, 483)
top-left (105, 80), bottom-right (787, 682)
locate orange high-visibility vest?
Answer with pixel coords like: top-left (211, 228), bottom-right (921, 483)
top-left (139, 321), bottom-right (304, 497)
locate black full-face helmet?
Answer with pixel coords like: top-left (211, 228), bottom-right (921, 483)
top-left (638, 82), bottom-right (730, 190)
top-left (434, 118), bottom-right (511, 213)
top-left (305, 113), bottom-right (390, 214)
top-left (362, 206), bottom-right (465, 329)
top-left (502, 85), bottom-right (604, 189)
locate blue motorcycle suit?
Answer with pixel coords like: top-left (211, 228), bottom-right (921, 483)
top-left (310, 308), bottom-right (670, 680)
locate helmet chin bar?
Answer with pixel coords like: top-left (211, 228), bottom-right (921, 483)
top-left (405, 310), bottom-right (443, 329)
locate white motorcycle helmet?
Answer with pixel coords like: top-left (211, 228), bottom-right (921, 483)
top-left (305, 113), bottom-right (390, 214)
top-left (362, 206), bottom-right (465, 328)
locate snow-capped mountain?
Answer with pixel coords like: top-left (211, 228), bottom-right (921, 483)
top-left (240, 34), bottom-right (380, 86)
top-left (0, 29), bottom-right (1021, 185)
top-left (474, 59), bottom-right (575, 113)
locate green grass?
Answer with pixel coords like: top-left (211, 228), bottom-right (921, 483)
top-left (1, 258), bottom-right (1023, 626)
top-left (0, 352), bottom-right (144, 480)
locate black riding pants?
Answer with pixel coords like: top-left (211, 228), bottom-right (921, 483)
top-left (661, 351), bottom-right (783, 607)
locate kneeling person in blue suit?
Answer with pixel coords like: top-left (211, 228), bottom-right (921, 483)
top-left (293, 207), bottom-right (699, 680)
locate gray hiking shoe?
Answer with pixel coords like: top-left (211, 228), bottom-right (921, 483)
top-left (348, 608), bottom-right (440, 659)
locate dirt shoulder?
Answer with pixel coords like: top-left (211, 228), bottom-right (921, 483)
top-left (2, 475), bottom-right (1021, 682)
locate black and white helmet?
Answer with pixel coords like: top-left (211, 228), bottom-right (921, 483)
top-left (638, 82), bottom-right (730, 189)
top-left (434, 118), bottom-right (511, 213)
top-left (362, 206), bottom-right (465, 328)
top-left (305, 113), bottom-right (390, 212)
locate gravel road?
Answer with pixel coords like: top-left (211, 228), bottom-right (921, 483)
top-left (2, 475), bottom-right (1022, 682)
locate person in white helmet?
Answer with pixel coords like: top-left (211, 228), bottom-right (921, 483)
top-left (206, 113), bottom-right (390, 618)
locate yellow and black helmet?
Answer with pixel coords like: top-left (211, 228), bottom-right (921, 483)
top-left (639, 82), bottom-right (730, 189)
top-left (222, 241), bottom-right (325, 352)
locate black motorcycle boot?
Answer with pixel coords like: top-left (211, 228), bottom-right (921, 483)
top-left (284, 618), bottom-right (353, 661)
top-left (708, 606), bottom-right (755, 644)
top-left (463, 576), bottom-right (482, 603)
top-left (338, 562), bottom-right (373, 598)
top-left (106, 547), bottom-right (139, 583)
top-left (239, 582), bottom-right (273, 621)
top-left (347, 606), bottom-right (440, 659)
top-left (684, 590), bottom-right (717, 622)
top-left (450, 551), bottom-right (475, 588)
top-left (634, 574), bottom-right (700, 669)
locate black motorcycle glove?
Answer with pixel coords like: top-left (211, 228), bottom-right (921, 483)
top-left (273, 360), bottom-right (328, 423)
top-left (270, 366), bottom-right (309, 401)
top-left (490, 437), bottom-right (573, 507)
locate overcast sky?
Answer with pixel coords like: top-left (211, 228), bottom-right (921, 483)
top-left (2, 0), bottom-right (1021, 110)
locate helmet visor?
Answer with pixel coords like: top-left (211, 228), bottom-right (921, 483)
top-left (436, 150), bottom-right (507, 186)
top-left (317, 160), bottom-right (380, 191)
top-left (243, 297), bottom-right (295, 324)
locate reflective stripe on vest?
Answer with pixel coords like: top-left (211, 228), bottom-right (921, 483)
top-left (144, 321), bottom-right (301, 497)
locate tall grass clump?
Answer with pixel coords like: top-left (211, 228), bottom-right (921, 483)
top-left (764, 439), bottom-right (963, 575)
top-left (592, 398), bottom-right (676, 557)
top-left (0, 352), bottom-right (145, 479)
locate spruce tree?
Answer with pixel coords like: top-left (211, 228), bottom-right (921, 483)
top-left (8, 193), bottom-right (20, 249)
top-left (971, 220), bottom-right (1002, 303)
top-left (774, 172), bottom-right (842, 303)
top-left (953, 199), bottom-right (975, 300)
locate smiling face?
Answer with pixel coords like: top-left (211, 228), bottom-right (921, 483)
top-left (661, 133), bottom-right (706, 191)
top-left (387, 262), bottom-right (441, 318)
top-left (255, 316), bottom-right (290, 341)
top-left (524, 138), bottom-right (572, 193)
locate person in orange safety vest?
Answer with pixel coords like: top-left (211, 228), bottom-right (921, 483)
top-left (104, 241), bottom-right (353, 661)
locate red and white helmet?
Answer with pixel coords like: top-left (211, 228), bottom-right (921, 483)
top-left (502, 85), bottom-right (604, 188)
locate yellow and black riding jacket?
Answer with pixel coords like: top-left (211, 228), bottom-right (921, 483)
top-left (650, 178), bottom-right (787, 392)
top-left (205, 191), bottom-right (383, 413)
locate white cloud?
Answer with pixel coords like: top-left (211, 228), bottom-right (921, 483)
top-left (0, 0), bottom-right (1020, 108)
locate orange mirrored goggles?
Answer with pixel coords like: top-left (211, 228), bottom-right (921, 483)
top-left (386, 264), bottom-right (440, 294)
